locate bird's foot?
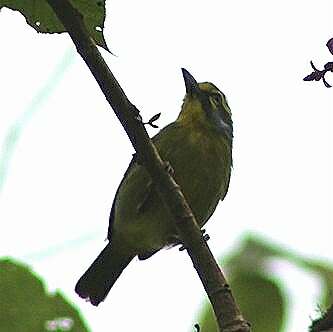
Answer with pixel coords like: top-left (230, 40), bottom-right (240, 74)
top-left (179, 229), bottom-right (210, 251)
top-left (202, 228), bottom-right (210, 242)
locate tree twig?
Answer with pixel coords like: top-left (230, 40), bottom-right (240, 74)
top-left (45, 1), bottom-right (250, 330)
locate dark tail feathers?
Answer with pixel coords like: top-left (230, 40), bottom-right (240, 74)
top-left (75, 242), bottom-right (134, 306)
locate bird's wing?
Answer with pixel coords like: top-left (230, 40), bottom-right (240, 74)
top-left (220, 170), bottom-right (231, 202)
top-left (202, 174), bottom-right (231, 225)
top-left (108, 122), bottom-right (180, 240)
top-left (107, 157), bottom-right (136, 239)
top-left (108, 124), bottom-right (176, 240)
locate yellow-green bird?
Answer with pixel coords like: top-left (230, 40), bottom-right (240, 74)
top-left (75, 68), bottom-right (233, 305)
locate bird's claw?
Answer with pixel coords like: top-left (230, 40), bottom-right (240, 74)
top-left (201, 229), bottom-right (210, 242)
top-left (178, 229), bottom-right (210, 251)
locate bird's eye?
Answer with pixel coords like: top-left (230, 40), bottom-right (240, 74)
top-left (210, 93), bottom-right (222, 105)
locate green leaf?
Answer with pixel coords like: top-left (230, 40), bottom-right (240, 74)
top-left (225, 234), bottom-right (333, 308)
top-left (296, 260), bottom-right (333, 308)
top-left (226, 234), bottom-right (333, 330)
top-left (199, 272), bottom-right (286, 332)
top-left (0, 0), bottom-right (109, 51)
top-left (0, 258), bottom-right (90, 332)
top-left (231, 272), bottom-right (286, 332)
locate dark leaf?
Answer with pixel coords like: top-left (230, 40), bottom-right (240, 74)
top-left (0, 0), bottom-right (109, 51)
top-left (304, 72), bottom-right (316, 81)
top-left (326, 38), bottom-right (333, 55)
top-left (149, 113), bottom-right (161, 123)
top-left (324, 62), bottom-right (333, 71)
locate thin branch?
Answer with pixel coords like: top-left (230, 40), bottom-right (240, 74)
top-left (45, 1), bottom-right (250, 331)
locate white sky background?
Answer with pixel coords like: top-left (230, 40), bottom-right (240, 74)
top-left (0, 0), bottom-right (332, 331)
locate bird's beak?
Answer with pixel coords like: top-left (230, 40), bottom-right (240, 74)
top-left (181, 68), bottom-right (200, 96)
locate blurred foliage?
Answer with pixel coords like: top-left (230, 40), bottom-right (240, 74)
top-left (0, 258), bottom-right (90, 332)
top-left (198, 233), bottom-right (333, 332)
top-left (0, 0), bottom-right (109, 51)
top-left (200, 272), bottom-right (285, 332)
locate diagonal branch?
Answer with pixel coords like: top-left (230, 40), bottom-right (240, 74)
top-left (45, 1), bottom-right (250, 331)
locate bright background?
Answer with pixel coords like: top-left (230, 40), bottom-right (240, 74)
top-left (0, 0), bottom-right (332, 331)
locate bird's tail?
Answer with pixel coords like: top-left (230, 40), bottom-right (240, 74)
top-left (75, 238), bottom-right (134, 306)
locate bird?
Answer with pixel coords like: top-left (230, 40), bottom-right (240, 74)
top-left (75, 68), bottom-right (233, 306)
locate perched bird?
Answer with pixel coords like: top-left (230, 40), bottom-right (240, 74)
top-left (75, 68), bottom-right (233, 305)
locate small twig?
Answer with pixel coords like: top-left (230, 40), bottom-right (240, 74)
top-left (143, 112), bottom-right (161, 128)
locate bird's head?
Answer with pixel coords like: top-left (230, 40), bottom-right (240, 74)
top-left (178, 68), bottom-right (233, 142)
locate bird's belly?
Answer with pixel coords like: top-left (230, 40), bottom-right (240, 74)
top-left (113, 136), bottom-right (230, 253)
top-left (170, 144), bottom-right (228, 226)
